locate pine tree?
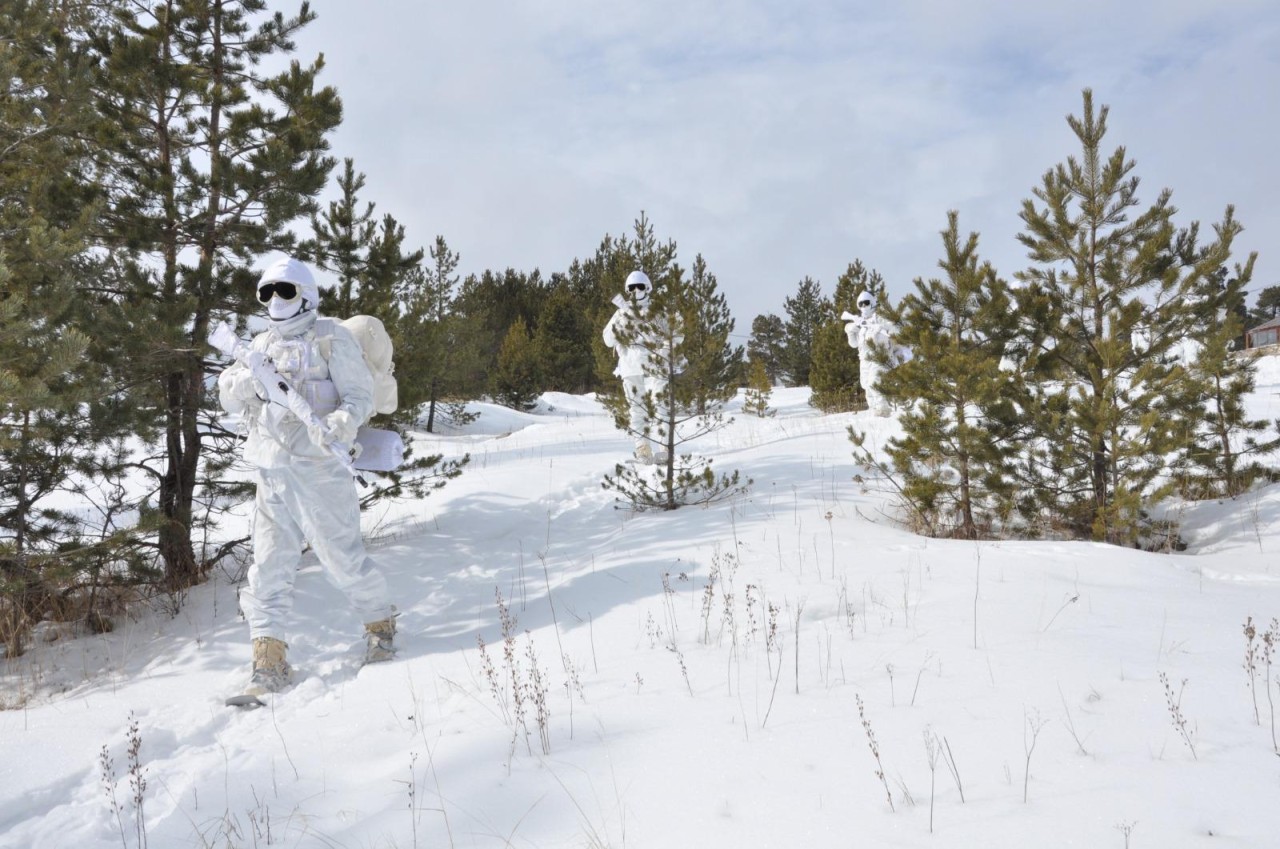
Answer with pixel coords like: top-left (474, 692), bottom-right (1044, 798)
top-left (306, 158), bottom-right (376, 315)
top-left (747, 313), bottom-right (787, 385)
top-left (393, 236), bottom-right (475, 432)
top-left (532, 282), bottom-right (595, 393)
top-left (807, 322), bottom-right (862, 412)
top-left (602, 260), bottom-right (749, 511)
top-left (360, 211), bottom-right (425, 319)
top-left (591, 213), bottom-right (680, 428)
top-left (782, 276), bottom-right (831, 387)
top-left (1011, 89), bottom-right (1249, 545)
top-left (304, 159), bottom-right (422, 319)
top-left (678, 254), bottom-right (742, 414)
top-left (0, 1), bottom-right (151, 653)
top-left (454, 268), bottom-right (548, 399)
top-left (1249, 285), bottom-right (1280, 328)
top-left (861, 212), bottom-right (1023, 539)
top-left (743, 358), bottom-right (775, 418)
top-left (94, 1), bottom-right (342, 587)
top-left (492, 317), bottom-right (541, 410)
top-left (1176, 257), bottom-right (1276, 498)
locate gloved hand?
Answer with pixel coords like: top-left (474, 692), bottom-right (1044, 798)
top-left (220, 367), bottom-right (264, 403)
top-left (326, 410), bottom-right (360, 445)
top-left (313, 409), bottom-right (359, 448)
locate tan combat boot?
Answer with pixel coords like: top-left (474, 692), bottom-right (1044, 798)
top-left (633, 441), bottom-right (654, 465)
top-left (364, 614), bottom-right (397, 664)
top-left (244, 636), bottom-right (291, 697)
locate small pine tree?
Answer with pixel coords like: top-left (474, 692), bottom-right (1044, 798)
top-left (747, 313), bottom-right (787, 385)
top-left (532, 283), bottom-right (595, 393)
top-left (679, 255), bottom-right (742, 414)
top-left (492, 317), bottom-right (541, 410)
top-left (305, 158), bottom-right (377, 316)
top-left (602, 266), bottom-right (750, 511)
top-left (394, 237), bottom-right (480, 432)
top-left (808, 321), bottom-right (863, 412)
top-left (864, 212), bottom-right (1024, 539)
top-left (782, 277), bottom-right (832, 387)
top-left (743, 358), bottom-right (775, 418)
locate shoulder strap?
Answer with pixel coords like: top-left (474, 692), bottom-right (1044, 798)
top-left (314, 317), bottom-right (335, 362)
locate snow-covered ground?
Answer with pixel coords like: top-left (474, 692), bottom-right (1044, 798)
top-left (3, 360), bottom-right (1280, 848)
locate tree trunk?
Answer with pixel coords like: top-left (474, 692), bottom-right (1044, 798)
top-left (159, 365), bottom-right (199, 589)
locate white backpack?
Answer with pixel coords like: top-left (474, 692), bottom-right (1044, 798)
top-left (316, 315), bottom-right (398, 418)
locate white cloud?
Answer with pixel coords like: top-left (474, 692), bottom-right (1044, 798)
top-left (295, 0), bottom-right (1280, 325)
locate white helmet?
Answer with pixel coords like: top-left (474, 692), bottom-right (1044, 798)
top-left (856, 290), bottom-right (875, 311)
top-left (624, 270), bottom-right (652, 300)
top-left (257, 256), bottom-right (319, 320)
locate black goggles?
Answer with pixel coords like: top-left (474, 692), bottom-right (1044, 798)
top-left (257, 281), bottom-right (299, 303)
top-left (627, 283), bottom-right (649, 292)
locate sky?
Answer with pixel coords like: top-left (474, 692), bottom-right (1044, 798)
top-left (4, 363), bottom-right (1280, 847)
top-left (286, 0), bottom-right (1280, 328)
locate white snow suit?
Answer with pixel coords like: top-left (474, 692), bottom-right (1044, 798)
top-left (845, 310), bottom-right (900, 417)
top-left (602, 301), bottom-right (668, 454)
top-left (218, 309), bottom-right (392, 641)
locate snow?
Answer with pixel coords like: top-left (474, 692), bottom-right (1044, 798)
top-left (4, 361), bottom-right (1280, 849)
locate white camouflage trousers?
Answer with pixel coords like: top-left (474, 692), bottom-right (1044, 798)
top-left (621, 374), bottom-right (667, 450)
top-left (241, 457), bottom-right (391, 641)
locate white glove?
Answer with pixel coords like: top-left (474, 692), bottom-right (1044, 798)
top-left (317, 409), bottom-right (359, 447)
top-left (221, 367), bottom-right (264, 402)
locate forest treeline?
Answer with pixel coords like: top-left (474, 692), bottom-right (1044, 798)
top-left (2, 2), bottom-right (1276, 655)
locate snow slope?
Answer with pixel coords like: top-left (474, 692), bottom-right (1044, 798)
top-left (3, 362), bottom-right (1280, 848)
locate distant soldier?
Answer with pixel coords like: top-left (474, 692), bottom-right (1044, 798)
top-left (843, 290), bottom-right (908, 417)
top-left (602, 270), bottom-right (670, 464)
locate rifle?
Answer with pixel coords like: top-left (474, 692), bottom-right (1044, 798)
top-left (208, 320), bottom-right (366, 485)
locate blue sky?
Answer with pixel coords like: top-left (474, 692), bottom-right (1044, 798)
top-left (294, 0), bottom-right (1279, 328)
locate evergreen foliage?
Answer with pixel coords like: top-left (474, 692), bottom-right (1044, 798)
top-left (93, 0), bottom-right (342, 588)
top-left (304, 156), bottom-right (429, 318)
top-left (532, 282), bottom-right (596, 394)
top-left (743, 358), bottom-right (775, 418)
top-left (1009, 89), bottom-right (1251, 545)
top-left (305, 158), bottom-right (377, 316)
top-left (782, 276), bottom-right (832, 387)
top-left (393, 236), bottom-right (477, 432)
top-left (747, 313), bottom-right (787, 385)
top-left (1248, 286), bottom-right (1280, 330)
top-left (492, 317), bottom-right (541, 410)
top-left (453, 268), bottom-right (547, 399)
top-left (600, 223), bottom-right (750, 511)
top-left (678, 254), bottom-right (743, 414)
top-left (1175, 263), bottom-right (1277, 498)
top-left (808, 323), bottom-right (863, 413)
top-left (0, 1), bottom-right (157, 654)
top-left (864, 212), bottom-right (1024, 539)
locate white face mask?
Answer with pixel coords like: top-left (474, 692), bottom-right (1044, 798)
top-left (267, 296), bottom-right (303, 321)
